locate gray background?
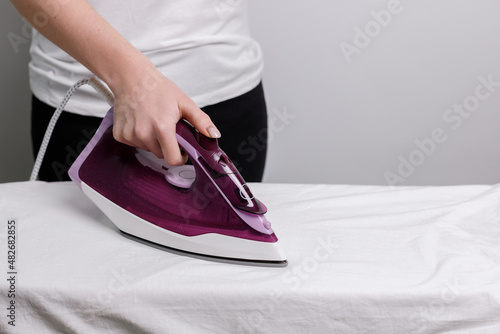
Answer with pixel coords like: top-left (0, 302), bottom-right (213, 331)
top-left (1, 0), bottom-right (500, 185)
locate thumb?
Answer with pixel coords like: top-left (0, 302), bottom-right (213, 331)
top-left (180, 100), bottom-right (221, 139)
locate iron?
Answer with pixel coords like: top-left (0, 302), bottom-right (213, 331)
top-left (69, 108), bottom-right (287, 266)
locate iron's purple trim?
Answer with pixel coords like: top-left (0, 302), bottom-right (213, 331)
top-left (175, 121), bottom-right (267, 215)
top-left (176, 134), bottom-right (274, 235)
top-left (68, 107), bottom-right (114, 187)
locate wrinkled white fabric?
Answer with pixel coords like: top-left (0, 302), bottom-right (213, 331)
top-left (1, 181), bottom-right (499, 333)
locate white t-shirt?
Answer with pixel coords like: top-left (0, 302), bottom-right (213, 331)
top-left (29, 0), bottom-right (263, 117)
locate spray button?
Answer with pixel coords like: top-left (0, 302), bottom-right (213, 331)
top-left (165, 165), bottom-right (196, 188)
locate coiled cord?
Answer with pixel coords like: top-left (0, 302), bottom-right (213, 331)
top-left (30, 76), bottom-right (114, 181)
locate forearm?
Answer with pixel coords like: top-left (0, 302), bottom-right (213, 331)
top-left (9, 0), bottom-right (151, 93)
top-left (10, 0), bottom-right (220, 166)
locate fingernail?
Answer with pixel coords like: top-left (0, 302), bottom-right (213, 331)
top-left (207, 125), bottom-right (221, 138)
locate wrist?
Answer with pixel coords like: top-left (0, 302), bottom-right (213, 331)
top-left (102, 52), bottom-right (158, 96)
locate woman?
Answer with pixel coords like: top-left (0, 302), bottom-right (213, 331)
top-left (10, 0), bottom-right (268, 181)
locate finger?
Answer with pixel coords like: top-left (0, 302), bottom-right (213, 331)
top-left (120, 136), bottom-right (150, 152)
top-left (180, 100), bottom-right (221, 139)
top-left (155, 120), bottom-right (185, 166)
top-left (144, 139), bottom-right (164, 159)
top-left (134, 125), bottom-right (164, 159)
top-left (116, 129), bottom-right (164, 160)
top-left (112, 124), bottom-right (150, 151)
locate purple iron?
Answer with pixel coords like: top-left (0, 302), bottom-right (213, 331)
top-left (69, 108), bottom-right (287, 266)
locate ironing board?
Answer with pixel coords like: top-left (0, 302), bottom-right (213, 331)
top-left (1, 181), bottom-right (499, 333)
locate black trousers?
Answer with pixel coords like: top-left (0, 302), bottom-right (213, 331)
top-left (32, 82), bottom-right (268, 182)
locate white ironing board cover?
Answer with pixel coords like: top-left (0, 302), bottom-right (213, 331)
top-left (0, 181), bottom-right (499, 333)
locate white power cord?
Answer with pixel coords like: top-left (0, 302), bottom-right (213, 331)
top-left (30, 76), bottom-right (115, 181)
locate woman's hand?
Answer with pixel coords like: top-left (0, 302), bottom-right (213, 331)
top-left (111, 64), bottom-right (220, 166)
